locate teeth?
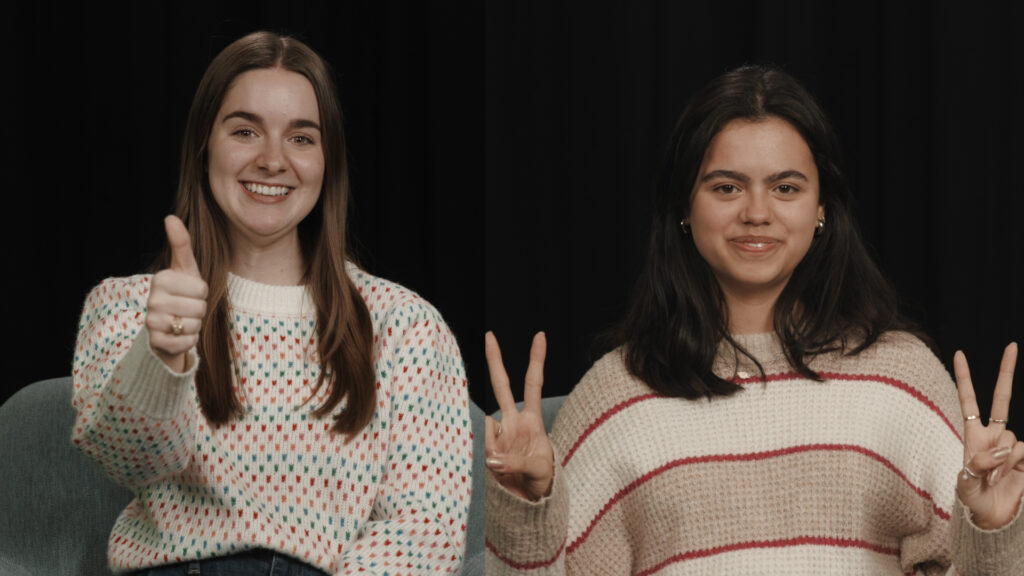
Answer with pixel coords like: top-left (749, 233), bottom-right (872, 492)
top-left (244, 182), bottom-right (291, 196)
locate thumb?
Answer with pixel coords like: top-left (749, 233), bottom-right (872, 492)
top-left (164, 215), bottom-right (201, 277)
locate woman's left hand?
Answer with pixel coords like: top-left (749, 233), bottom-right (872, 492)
top-left (954, 342), bottom-right (1024, 529)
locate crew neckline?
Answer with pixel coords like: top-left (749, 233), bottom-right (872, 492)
top-left (226, 272), bottom-right (314, 316)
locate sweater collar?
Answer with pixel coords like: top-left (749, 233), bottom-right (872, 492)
top-left (226, 272), bottom-right (315, 316)
top-left (712, 332), bottom-right (791, 380)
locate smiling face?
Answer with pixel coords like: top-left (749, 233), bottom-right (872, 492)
top-left (688, 116), bottom-right (824, 305)
top-left (207, 67), bottom-right (324, 255)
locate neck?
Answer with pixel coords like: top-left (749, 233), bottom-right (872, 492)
top-left (228, 232), bottom-right (306, 285)
top-left (721, 286), bottom-right (783, 335)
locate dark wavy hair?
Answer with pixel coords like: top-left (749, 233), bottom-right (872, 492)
top-left (154, 31), bottom-right (375, 438)
top-left (612, 64), bottom-right (921, 399)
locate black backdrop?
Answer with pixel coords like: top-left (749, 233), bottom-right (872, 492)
top-left (9, 1), bottom-right (1023, 423)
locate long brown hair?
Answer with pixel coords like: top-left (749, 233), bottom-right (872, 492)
top-left (156, 31), bottom-right (375, 438)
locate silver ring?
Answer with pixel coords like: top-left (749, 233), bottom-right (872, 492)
top-left (990, 418), bottom-right (1008, 425)
top-left (961, 464), bottom-right (981, 480)
top-left (170, 315), bottom-right (184, 336)
top-left (964, 415), bottom-right (979, 422)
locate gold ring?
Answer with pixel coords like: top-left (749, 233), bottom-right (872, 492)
top-left (964, 415), bottom-right (979, 422)
top-left (170, 315), bottom-right (184, 336)
top-left (991, 418), bottom-right (1008, 425)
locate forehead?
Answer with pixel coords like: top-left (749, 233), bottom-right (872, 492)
top-left (701, 117), bottom-right (816, 175)
top-left (218, 68), bottom-right (320, 122)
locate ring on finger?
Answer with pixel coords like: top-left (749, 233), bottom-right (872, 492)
top-left (961, 464), bottom-right (981, 481)
top-left (170, 315), bottom-right (184, 336)
top-left (990, 418), bottom-right (1008, 425)
top-left (964, 414), bottom-right (979, 422)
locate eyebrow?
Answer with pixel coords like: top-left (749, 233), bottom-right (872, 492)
top-left (700, 169), bottom-right (809, 184)
top-left (222, 110), bottom-right (321, 132)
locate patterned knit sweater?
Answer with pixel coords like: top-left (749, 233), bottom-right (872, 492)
top-left (72, 267), bottom-right (472, 575)
top-left (485, 332), bottom-right (1024, 575)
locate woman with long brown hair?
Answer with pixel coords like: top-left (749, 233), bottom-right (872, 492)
top-left (484, 66), bottom-right (1022, 574)
top-left (72, 31), bottom-right (471, 575)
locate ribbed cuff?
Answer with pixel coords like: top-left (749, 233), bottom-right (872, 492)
top-left (951, 493), bottom-right (1024, 575)
top-left (485, 459), bottom-right (568, 568)
top-left (105, 326), bottom-right (198, 420)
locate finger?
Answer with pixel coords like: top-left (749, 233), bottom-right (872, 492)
top-left (165, 215), bottom-right (201, 277)
top-left (523, 332), bottom-right (547, 415)
top-left (148, 331), bottom-right (200, 357)
top-left (147, 293), bottom-right (208, 319)
top-left (152, 270), bottom-right (209, 300)
top-left (147, 313), bottom-right (203, 336)
top-left (987, 430), bottom-right (1018, 486)
top-left (989, 342), bottom-right (1017, 422)
top-left (485, 331), bottom-right (517, 415)
top-left (485, 415), bottom-right (499, 457)
top-left (954, 350), bottom-right (983, 431)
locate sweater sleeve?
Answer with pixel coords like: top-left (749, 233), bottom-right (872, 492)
top-left (484, 460), bottom-right (569, 575)
top-left (950, 492), bottom-right (1024, 575)
top-left (71, 276), bottom-right (200, 488)
top-left (336, 300), bottom-right (472, 575)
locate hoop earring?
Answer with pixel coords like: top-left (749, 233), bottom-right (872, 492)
top-left (680, 218), bottom-right (691, 234)
top-left (814, 218), bottom-right (825, 236)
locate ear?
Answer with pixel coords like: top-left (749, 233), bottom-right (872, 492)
top-left (817, 204), bottom-right (825, 222)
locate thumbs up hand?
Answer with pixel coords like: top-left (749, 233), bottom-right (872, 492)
top-left (145, 215), bottom-right (209, 372)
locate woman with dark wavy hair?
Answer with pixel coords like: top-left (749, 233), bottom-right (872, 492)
top-left (484, 66), bottom-right (1022, 574)
top-left (72, 31), bottom-right (471, 575)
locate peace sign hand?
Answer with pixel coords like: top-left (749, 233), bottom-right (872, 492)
top-left (954, 343), bottom-right (1024, 529)
top-left (484, 331), bottom-right (555, 502)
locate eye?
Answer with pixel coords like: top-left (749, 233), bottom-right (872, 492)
top-left (232, 128), bottom-right (255, 138)
top-left (713, 183), bottom-right (739, 194)
top-left (776, 184), bottom-right (799, 194)
top-left (290, 135), bottom-right (316, 146)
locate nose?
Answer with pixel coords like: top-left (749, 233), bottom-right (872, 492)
top-left (257, 139), bottom-right (288, 174)
top-left (740, 189), bottom-right (772, 225)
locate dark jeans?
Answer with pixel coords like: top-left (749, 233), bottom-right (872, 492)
top-left (134, 549), bottom-right (330, 576)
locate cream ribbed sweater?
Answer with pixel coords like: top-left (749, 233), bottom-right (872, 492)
top-left (73, 268), bottom-right (472, 574)
top-left (486, 332), bottom-right (1023, 575)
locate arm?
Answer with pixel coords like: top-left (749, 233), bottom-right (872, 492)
top-left (948, 344), bottom-right (1024, 575)
top-left (336, 301), bottom-right (472, 575)
top-left (483, 332), bottom-right (569, 576)
top-left (71, 275), bottom-right (200, 487)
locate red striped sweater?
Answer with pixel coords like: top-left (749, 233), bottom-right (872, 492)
top-left (485, 332), bottom-right (1023, 575)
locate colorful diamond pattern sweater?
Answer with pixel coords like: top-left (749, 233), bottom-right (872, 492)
top-left (72, 268), bottom-right (471, 575)
top-left (485, 332), bottom-right (1024, 575)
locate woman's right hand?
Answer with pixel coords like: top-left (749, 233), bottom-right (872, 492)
top-left (145, 215), bottom-right (208, 373)
top-left (484, 331), bottom-right (555, 502)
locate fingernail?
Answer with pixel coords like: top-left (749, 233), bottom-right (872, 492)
top-left (485, 457), bottom-right (506, 471)
top-left (992, 446), bottom-right (1011, 460)
top-left (988, 467), bottom-right (1001, 486)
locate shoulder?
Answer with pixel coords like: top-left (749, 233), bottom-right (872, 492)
top-left (551, 348), bottom-right (651, 445)
top-left (835, 330), bottom-right (950, 385)
top-left (347, 264), bottom-right (455, 344)
top-left (80, 274), bottom-right (153, 318)
top-left (814, 330), bottom-right (960, 427)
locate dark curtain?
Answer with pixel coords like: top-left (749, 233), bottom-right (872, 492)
top-left (8, 1), bottom-right (1023, 423)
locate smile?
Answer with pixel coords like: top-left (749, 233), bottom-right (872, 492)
top-left (731, 238), bottom-right (778, 253)
top-left (243, 182), bottom-right (292, 197)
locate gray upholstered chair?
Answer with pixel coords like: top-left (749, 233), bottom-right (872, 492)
top-left (0, 377), bottom-right (486, 576)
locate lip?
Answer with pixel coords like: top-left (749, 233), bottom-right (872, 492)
top-left (240, 181), bottom-right (294, 205)
top-left (729, 236), bottom-right (779, 253)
